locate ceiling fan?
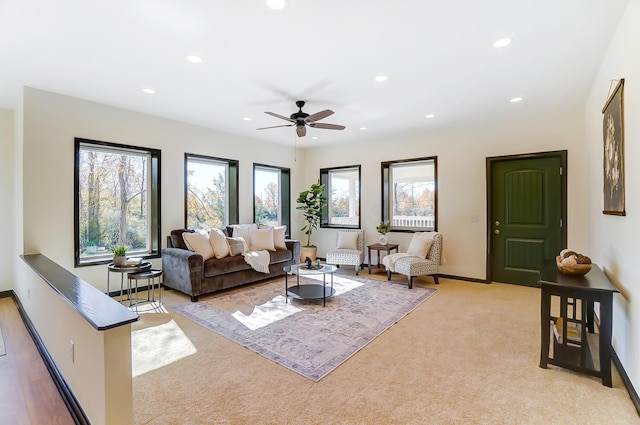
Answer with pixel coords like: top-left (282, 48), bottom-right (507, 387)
top-left (257, 100), bottom-right (346, 137)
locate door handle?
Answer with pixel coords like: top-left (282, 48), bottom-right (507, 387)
top-left (494, 229), bottom-right (500, 235)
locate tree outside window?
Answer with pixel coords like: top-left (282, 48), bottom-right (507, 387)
top-left (75, 138), bottom-right (160, 266)
top-left (185, 154), bottom-right (239, 229)
top-left (382, 157), bottom-right (437, 231)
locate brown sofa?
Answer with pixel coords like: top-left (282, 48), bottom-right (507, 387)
top-left (161, 228), bottom-right (300, 302)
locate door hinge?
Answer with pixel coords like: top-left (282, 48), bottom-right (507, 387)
top-left (560, 167), bottom-right (563, 176)
top-left (560, 219), bottom-right (563, 228)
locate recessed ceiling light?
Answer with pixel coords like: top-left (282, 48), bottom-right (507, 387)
top-left (187, 55), bottom-right (203, 64)
top-left (510, 97), bottom-right (523, 103)
top-left (493, 37), bottom-right (512, 48)
top-left (243, 117), bottom-right (252, 121)
top-left (265, 0), bottom-right (287, 10)
top-left (142, 88), bottom-right (155, 94)
top-left (425, 114), bottom-right (435, 118)
top-left (360, 127), bottom-right (367, 130)
top-left (374, 75), bottom-right (388, 82)
top-left (311, 136), bottom-right (318, 140)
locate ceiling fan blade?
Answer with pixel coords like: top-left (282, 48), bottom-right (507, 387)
top-left (256, 124), bottom-right (294, 130)
top-left (309, 123), bottom-right (346, 130)
top-left (296, 126), bottom-right (307, 137)
top-left (265, 111), bottom-right (295, 122)
top-left (305, 109), bottom-right (334, 123)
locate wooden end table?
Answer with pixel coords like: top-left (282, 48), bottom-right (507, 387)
top-left (538, 260), bottom-right (618, 387)
top-left (367, 243), bottom-right (399, 274)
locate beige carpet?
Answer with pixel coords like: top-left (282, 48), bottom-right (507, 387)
top-left (132, 272), bottom-right (640, 425)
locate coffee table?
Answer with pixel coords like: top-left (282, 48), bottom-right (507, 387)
top-left (283, 263), bottom-right (338, 307)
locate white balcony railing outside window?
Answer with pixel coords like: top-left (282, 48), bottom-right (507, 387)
top-left (392, 215), bottom-right (435, 229)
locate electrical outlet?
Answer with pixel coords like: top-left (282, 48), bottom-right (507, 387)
top-left (69, 340), bottom-right (74, 363)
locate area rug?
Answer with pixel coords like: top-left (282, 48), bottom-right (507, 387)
top-left (172, 274), bottom-right (436, 381)
top-left (0, 325), bottom-right (5, 357)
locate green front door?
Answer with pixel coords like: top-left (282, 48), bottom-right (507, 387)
top-left (489, 154), bottom-right (565, 286)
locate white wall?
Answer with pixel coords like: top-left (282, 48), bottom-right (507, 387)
top-left (586, 0), bottom-right (640, 394)
top-left (20, 87), bottom-right (299, 291)
top-left (13, 87), bottom-right (303, 424)
top-left (300, 105), bottom-right (589, 280)
top-left (0, 108), bottom-right (14, 291)
top-left (16, 260), bottom-right (133, 425)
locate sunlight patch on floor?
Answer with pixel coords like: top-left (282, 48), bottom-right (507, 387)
top-left (232, 295), bottom-right (302, 330)
top-left (297, 272), bottom-right (366, 295)
top-left (131, 319), bottom-right (197, 378)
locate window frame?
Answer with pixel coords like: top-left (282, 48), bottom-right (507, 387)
top-left (253, 163), bottom-right (291, 233)
top-left (74, 137), bottom-right (161, 267)
top-left (381, 156), bottom-right (438, 232)
top-left (320, 164), bottom-right (362, 229)
top-left (184, 153), bottom-right (239, 229)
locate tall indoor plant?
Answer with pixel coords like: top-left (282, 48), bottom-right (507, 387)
top-left (296, 181), bottom-right (327, 261)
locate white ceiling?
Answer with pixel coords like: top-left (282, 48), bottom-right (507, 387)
top-left (0, 0), bottom-right (630, 147)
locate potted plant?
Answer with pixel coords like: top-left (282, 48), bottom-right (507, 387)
top-left (296, 181), bottom-right (327, 261)
top-left (376, 221), bottom-right (391, 245)
top-left (112, 245), bottom-right (128, 266)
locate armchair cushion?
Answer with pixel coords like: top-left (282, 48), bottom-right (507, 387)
top-left (336, 231), bottom-right (359, 250)
top-left (407, 234), bottom-right (434, 258)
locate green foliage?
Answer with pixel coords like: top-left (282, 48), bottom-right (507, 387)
top-left (376, 221), bottom-right (391, 235)
top-left (111, 245), bottom-right (127, 257)
top-left (79, 148), bottom-right (149, 256)
top-left (186, 171), bottom-right (226, 229)
top-left (296, 181), bottom-right (327, 247)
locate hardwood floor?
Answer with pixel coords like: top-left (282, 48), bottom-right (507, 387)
top-left (0, 296), bottom-right (74, 425)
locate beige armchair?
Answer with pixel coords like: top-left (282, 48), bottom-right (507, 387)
top-left (325, 229), bottom-right (365, 275)
top-left (383, 232), bottom-right (442, 288)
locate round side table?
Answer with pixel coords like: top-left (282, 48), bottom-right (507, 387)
top-left (106, 261), bottom-right (152, 303)
top-left (127, 268), bottom-right (163, 312)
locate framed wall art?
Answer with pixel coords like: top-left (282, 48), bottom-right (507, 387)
top-left (602, 78), bottom-right (625, 216)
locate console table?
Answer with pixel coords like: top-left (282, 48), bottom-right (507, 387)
top-left (538, 260), bottom-right (618, 387)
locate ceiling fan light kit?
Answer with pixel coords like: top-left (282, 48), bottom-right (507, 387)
top-left (257, 100), bottom-right (346, 137)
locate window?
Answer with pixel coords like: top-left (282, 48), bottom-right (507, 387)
top-left (185, 153), bottom-right (239, 229)
top-left (382, 157), bottom-right (437, 231)
top-left (320, 165), bottom-right (361, 228)
top-left (253, 164), bottom-right (291, 231)
top-left (74, 138), bottom-right (161, 266)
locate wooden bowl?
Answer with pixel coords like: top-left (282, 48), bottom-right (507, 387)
top-left (556, 256), bottom-right (591, 276)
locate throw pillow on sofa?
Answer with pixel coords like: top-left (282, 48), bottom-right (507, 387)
top-left (209, 227), bottom-right (230, 259)
top-left (182, 230), bottom-right (215, 260)
top-left (226, 237), bottom-right (248, 256)
top-left (273, 225), bottom-right (287, 250)
top-left (250, 227), bottom-right (276, 251)
top-left (230, 224), bottom-right (257, 247)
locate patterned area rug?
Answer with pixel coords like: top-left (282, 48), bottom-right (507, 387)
top-left (173, 273), bottom-right (436, 381)
top-left (0, 325), bottom-right (5, 357)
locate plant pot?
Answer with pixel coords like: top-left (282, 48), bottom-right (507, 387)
top-left (113, 256), bottom-right (127, 266)
top-left (378, 235), bottom-right (388, 245)
top-left (300, 246), bottom-right (317, 263)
